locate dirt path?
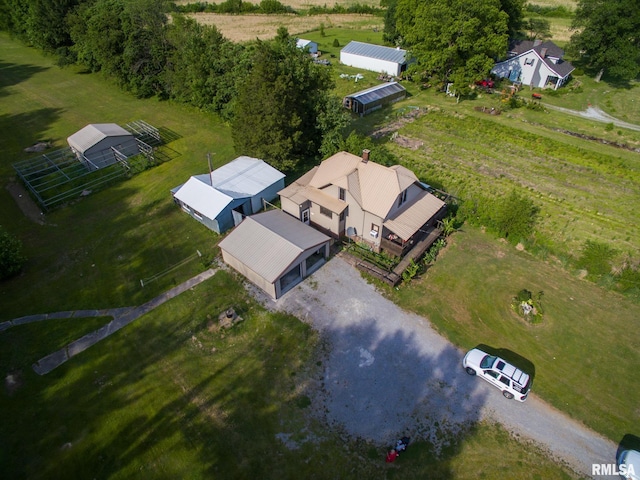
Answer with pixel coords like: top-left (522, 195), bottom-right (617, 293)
top-left (6, 182), bottom-right (47, 225)
top-left (263, 256), bottom-right (616, 478)
top-left (544, 104), bottom-right (640, 132)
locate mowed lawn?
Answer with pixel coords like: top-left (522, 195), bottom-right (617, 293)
top-left (390, 226), bottom-right (640, 443)
top-left (0, 30), bottom-right (628, 478)
top-left (0, 33), bottom-right (236, 319)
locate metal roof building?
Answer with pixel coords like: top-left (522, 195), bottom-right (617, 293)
top-left (67, 123), bottom-right (139, 170)
top-left (343, 82), bottom-right (407, 116)
top-left (219, 209), bottom-right (331, 299)
top-left (340, 41), bottom-right (408, 76)
top-left (296, 38), bottom-right (318, 54)
top-left (171, 156), bottom-right (285, 234)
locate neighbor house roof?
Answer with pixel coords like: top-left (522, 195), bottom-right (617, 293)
top-left (507, 40), bottom-right (574, 78)
top-left (67, 124), bottom-right (132, 153)
top-left (218, 210), bottom-right (330, 283)
top-left (345, 82), bottom-right (406, 107)
top-left (341, 41), bottom-right (407, 64)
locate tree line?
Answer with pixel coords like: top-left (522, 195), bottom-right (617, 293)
top-left (0, 0), bottom-right (349, 172)
top-left (382, 0), bottom-right (639, 91)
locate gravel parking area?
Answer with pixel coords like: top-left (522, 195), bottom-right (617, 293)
top-left (257, 256), bottom-right (617, 478)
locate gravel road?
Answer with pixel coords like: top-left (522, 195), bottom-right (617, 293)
top-left (261, 256), bottom-right (617, 478)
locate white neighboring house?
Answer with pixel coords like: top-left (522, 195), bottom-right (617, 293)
top-left (340, 41), bottom-right (408, 76)
top-left (67, 123), bottom-right (139, 170)
top-left (171, 156), bottom-right (285, 234)
top-left (219, 209), bottom-right (330, 299)
top-left (296, 38), bottom-right (318, 54)
top-left (491, 40), bottom-right (575, 90)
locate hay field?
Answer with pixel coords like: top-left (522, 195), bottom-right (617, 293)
top-left (190, 13), bottom-right (382, 42)
top-left (177, 0), bottom-right (380, 7)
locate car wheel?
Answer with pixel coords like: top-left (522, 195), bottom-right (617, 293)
top-left (502, 391), bottom-right (514, 400)
top-left (465, 367), bottom-right (476, 376)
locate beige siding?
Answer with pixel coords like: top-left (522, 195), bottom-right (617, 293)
top-left (221, 250), bottom-right (277, 299)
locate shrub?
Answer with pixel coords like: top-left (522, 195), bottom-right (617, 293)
top-left (576, 240), bottom-right (617, 279)
top-left (332, 38), bottom-right (340, 47)
top-left (492, 190), bottom-right (540, 243)
top-left (0, 226), bottom-right (27, 280)
top-left (511, 289), bottom-right (544, 324)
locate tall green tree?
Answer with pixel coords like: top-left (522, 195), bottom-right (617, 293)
top-left (164, 15), bottom-right (246, 117)
top-left (26, 0), bottom-right (80, 52)
top-left (395, 0), bottom-right (508, 96)
top-left (69, 0), bottom-right (170, 97)
top-left (231, 28), bottom-right (335, 171)
top-left (499, 0), bottom-right (525, 37)
top-left (569, 0), bottom-right (640, 82)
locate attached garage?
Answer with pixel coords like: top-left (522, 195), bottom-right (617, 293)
top-left (340, 41), bottom-right (408, 76)
top-left (343, 82), bottom-right (407, 116)
top-left (219, 210), bottom-right (331, 299)
top-left (67, 123), bottom-right (139, 170)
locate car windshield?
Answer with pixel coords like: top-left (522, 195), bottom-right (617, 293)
top-left (480, 355), bottom-right (497, 369)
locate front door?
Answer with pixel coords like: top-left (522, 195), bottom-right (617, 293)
top-left (301, 209), bottom-right (310, 225)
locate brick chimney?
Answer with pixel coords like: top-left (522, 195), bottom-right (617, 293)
top-left (362, 149), bottom-right (370, 163)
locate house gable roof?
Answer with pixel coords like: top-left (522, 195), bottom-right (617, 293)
top-left (218, 210), bottom-right (330, 283)
top-left (341, 41), bottom-right (407, 65)
top-left (67, 123), bottom-right (132, 153)
top-left (281, 151), bottom-right (420, 219)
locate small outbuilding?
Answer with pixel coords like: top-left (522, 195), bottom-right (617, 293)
top-left (67, 123), bottom-right (140, 170)
top-left (171, 156), bottom-right (285, 234)
top-left (340, 41), bottom-right (408, 76)
top-left (343, 82), bottom-right (407, 116)
top-left (296, 38), bottom-right (318, 54)
top-left (219, 209), bottom-right (331, 299)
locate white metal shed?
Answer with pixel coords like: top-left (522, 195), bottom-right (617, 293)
top-left (340, 41), bottom-right (407, 76)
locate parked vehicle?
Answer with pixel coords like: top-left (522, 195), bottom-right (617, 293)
top-left (618, 449), bottom-right (640, 480)
top-left (463, 348), bottom-right (531, 402)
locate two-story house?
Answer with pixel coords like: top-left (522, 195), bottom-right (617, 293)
top-left (279, 150), bottom-right (446, 257)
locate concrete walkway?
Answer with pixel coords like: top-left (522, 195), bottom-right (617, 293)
top-left (1, 268), bottom-right (217, 375)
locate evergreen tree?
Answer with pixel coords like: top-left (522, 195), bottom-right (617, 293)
top-left (231, 28), bottom-right (335, 171)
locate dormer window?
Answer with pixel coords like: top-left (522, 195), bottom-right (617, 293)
top-left (339, 187), bottom-right (345, 201)
top-left (397, 189), bottom-right (407, 207)
top-left (524, 58), bottom-right (535, 66)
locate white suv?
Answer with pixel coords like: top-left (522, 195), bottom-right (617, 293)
top-left (463, 348), bottom-right (531, 402)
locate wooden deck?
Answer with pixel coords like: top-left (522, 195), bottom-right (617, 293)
top-left (341, 225), bottom-right (442, 286)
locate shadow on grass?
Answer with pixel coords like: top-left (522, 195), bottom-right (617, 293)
top-left (0, 61), bottom-right (50, 98)
top-left (0, 276), bottom-right (490, 479)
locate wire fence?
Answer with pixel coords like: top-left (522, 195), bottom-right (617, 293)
top-left (140, 250), bottom-right (202, 287)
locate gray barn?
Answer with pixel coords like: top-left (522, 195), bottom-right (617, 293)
top-left (67, 124), bottom-right (139, 170)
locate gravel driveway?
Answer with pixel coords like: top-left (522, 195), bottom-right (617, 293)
top-left (262, 256), bottom-right (617, 478)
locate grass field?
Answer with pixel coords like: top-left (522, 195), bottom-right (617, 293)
top-left (0, 21), bottom-right (636, 478)
top-left (388, 227), bottom-right (640, 443)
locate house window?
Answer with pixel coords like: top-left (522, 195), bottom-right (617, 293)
top-left (339, 210), bottom-right (346, 221)
top-left (339, 187), bottom-right (346, 201)
top-left (524, 58), bottom-right (535, 66)
top-left (370, 223), bottom-right (379, 238)
top-left (397, 189), bottom-right (407, 207)
top-left (193, 210), bottom-right (203, 220)
top-left (320, 206), bottom-right (332, 218)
